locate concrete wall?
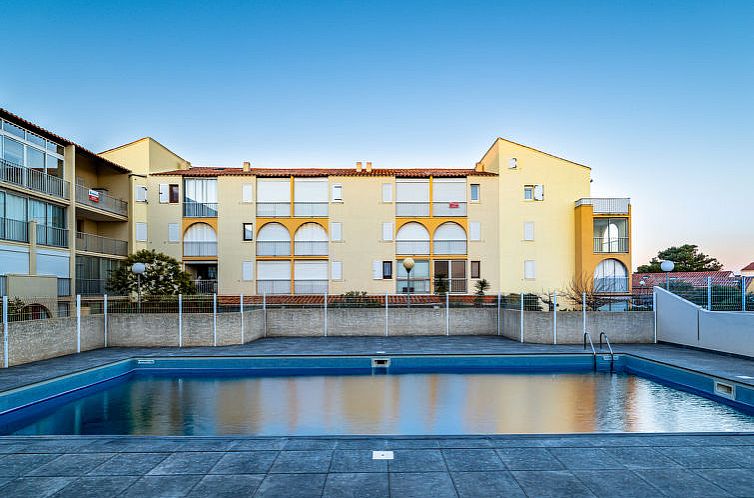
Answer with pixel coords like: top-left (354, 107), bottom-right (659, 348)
top-left (7, 318), bottom-right (77, 366)
top-left (107, 313), bottom-right (180, 347)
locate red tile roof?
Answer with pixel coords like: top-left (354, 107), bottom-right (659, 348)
top-left (217, 294), bottom-right (498, 305)
top-left (0, 108), bottom-right (131, 174)
top-left (152, 166), bottom-right (497, 178)
top-left (633, 271), bottom-right (739, 290)
top-left (742, 262), bottom-right (754, 272)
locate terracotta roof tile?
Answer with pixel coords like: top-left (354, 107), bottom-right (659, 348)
top-left (153, 167), bottom-right (497, 178)
top-left (742, 262), bottom-right (754, 272)
top-left (632, 271), bottom-right (739, 289)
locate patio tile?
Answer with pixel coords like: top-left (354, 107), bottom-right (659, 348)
top-left (442, 448), bottom-right (505, 471)
top-left (389, 472), bottom-right (457, 498)
top-left (147, 451), bottom-right (224, 475)
top-left (253, 473), bottom-right (326, 498)
top-left (121, 475), bottom-right (203, 497)
top-left (511, 470), bottom-right (596, 498)
top-left (437, 438), bottom-right (491, 448)
top-left (0, 453), bottom-right (61, 477)
top-left (187, 474), bottom-right (264, 497)
top-left (330, 450), bottom-right (388, 473)
top-left (209, 451), bottom-right (278, 474)
top-left (384, 439), bottom-right (441, 449)
top-left (451, 470), bottom-right (525, 497)
top-left (26, 453), bottom-right (116, 477)
top-left (19, 439), bottom-right (97, 454)
top-left (52, 476), bottom-right (137, 497)
top-left (657, 446), bottom-right (743, 469)
top-left (495, 447), bottom-right (565, 471)
top-left (0, 476), bottom-right (75, 498)
top-left (269, 450), bottom-right (333, 473)
top-left (707, 446), bottom-right (754, 467)
top-left (634, 469), bottom-right (733, 497)
top-left (283, 439), bottom-right (337, 450)
top-left (574, 470), bottom-right (662, 497)
top-left (388, 449), bottom-right (447, 472)
top-left (230, 438), bottom-right (287, 451)
top-left (322, 472), bottom-right (388, 498)
top-left (548, 447), bottom-right (626, 470)
top-left (334, 439), bottom-right (388, 450)
top-left (602, 446), bottom-right (682, 469)
top-left (87, 452), bottom-right (169, 476)
top-left (694, 468), bottom-right (754, 496)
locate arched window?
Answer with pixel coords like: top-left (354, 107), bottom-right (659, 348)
top-left (594, 259), bottom-right (628, 293)
top-left (257, 222), bottom-right (291, 256)
top-left (433, 222), bottom-right (467, 254)
top-left (294, 222), bottom-right (328, 256)
top-left (183, 223), bottom-right (217, 256)
top-left (396, 222), bottom-right (430, 254)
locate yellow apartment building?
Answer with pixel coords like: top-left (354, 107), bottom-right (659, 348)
top-left (0, 107), bottom-right (633, 303)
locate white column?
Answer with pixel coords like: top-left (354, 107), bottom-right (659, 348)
top-left (445, 292), bottom-right (449, 336)
top-left (178, 294), bottom-right (183, 347)
top-left (76, 294), bottom-right (81, 353)
top-left (707, 276), bottom-right (713, 311)
top-left (653, 289), bottom-right (657, 343)
top-left (240, 293), bottom-right (244, 344)
top-left (496, 292), bottom-right (501, 336)
top-left (385, 291), bottom-right (389, 337)
top-left (263, 293), bottom-right (267, 338)
top-left (324, 291), bottom-right (328, 337)
top-left (212, 293), bottom-right (217, 346)
top-left (582, 292), bottom-right (587, 337)
top-left (519, 292), bottom-right (524, 343)
top-left (743, 277), bottom-right (748, 312)
top-left (103, 294), bottom-right (108, 348)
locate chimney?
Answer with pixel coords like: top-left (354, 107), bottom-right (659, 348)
top-left (474, 161), bottom-right (485, 172)
top-left (242, 161), bottom-right (251, 172)
top-left (356, 161), bottom-right (363, 173)
top-left (366, 161), bottom-right (373, 173)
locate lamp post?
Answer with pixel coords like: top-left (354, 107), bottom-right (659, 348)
top-left (402, 257), bottom-right (415, 308)
top-left (131, 262), bottom-right (146, 313)
top-left (660, 260), bottom-right (675, 290)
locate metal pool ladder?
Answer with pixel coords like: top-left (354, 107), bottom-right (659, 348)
top-left (599, 332), bottom-right (615, 372)
top-left (583, 332), bottom-right (596, 371)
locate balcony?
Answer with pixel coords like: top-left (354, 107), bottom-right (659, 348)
top-left (294, 202), bottom-right (328, 217)
top-left (594, 276), bottom-right (630, 294)
top-left (256, 202), bottom-right (291, 217)
top-left (36, 225), bottom-right (68, 248)
top-left (0, 158), bottom-right (70, 200)
top-left (76, 185), bottom-right (128, 217)
top-left (293, 241), bottom-right (328, 256)
top-left (575, 198), bottom-right (630, 214)
top-left (183, 201), bottom-right (218, 218)
top-left (192, 279), bottom-right (217, 294)
top-left (76, 232), bottom-right (128, 256)
top-left (432, 202), bottom-right (467, 217)
top-left (396, 202), bottom-right (430, 217)
top-left (183, 241), bottom-right (218, 257)
top-left (257, 241), bottom-right (291, 256)
top-left (294, 280), bottom-right (328, 294)
top-left (433, 240), bottom-right (467, 255)
top-left (257, 280), bottom-right (291, 294)
top-left (0, 217), bottom-right (29, 243)
top-left (593, 237), bottom-right (629, 253)
top-left (57, 278), bottom-right (71, 297)
top-left (76, 278), bottom-right (108, 296)
top-left (396, 240), bottom-right (430, 255)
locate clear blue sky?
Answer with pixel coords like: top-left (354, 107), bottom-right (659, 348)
top-left (2, 0), bottom-right (752, 271)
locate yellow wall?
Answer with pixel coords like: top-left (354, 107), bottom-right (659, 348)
top-left (575, 204), bottom-right (632, 289)
top-left (467, 176), bottom-right (499, 291)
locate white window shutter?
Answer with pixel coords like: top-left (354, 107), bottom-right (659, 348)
top-left (523, 222), bottom-right (535, 241)
top-left (242, 184), bottom-right (253, 203)
top-left (533, 184), bottom-right (544, 201)
top-left (382, 222), bottom-right (393, 241)
top-left (135, 222), bottom-right (148, 242)
top-left (158, 184), bottom-right (169, 203)
top-left (332, 184), bottom-right (343, 202)
top-left (331, 261), bottom-right (342, 280)
top-left (168, 223), bottom-right (180, 242)
top-left (242, 261), bottom-right (254, 281)
top-left (469, 222), bottom-right (481, 241)
top-left (136, 186), bottom-right (147, 202)
top-left (330, 222), bottom-right (342, 241)
top-left (372, 260), bottom-right (382, 280)
top-left (382, 183), bottom-right (393, 203)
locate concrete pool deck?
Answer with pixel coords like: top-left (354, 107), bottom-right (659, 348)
top-left (0, 337), bottom-right (753, 497)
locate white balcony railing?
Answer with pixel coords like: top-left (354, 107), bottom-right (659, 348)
top-left (257, 280), bottom-right (291, 294)
top-left (396, 202), bottom-right (430, 217)
top-left (396, 240), bottom-right (430, 255)
top-left (432, 202), bottom-right (467, 217)
top-left (433, 240), bottom-right (467, 255)
top-left (192, 279), bottom-right (218, 294)
top-left (256, 202), bottom-right (290, 217)
top-left (294, 202), bottom-right (328, 217)
top-left (575, 198), bottom-right (630, 214)
top-left (76, 232), bottom-right (128, 256)
top-left (294, 241), bottom-right (328, 256)
top-left (183, 241), bottom-right (218, 257)
top-left (76, 184), bottom-right (128, 216)
top-left (593, 237), bottom-right (629, 253)
top-left (294, 280), bottom-right (328, 294)
top-left (256, 241), bottom-right (291, 256)
top-left (0, 158), bottom-right (70, 200)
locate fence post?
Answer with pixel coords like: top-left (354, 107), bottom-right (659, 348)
top-left (582, 292), bottom-right (586, 337)
top-left (552, 291), bottom-right (558, 345)
top-left (707, 276), bottom-right (712, 311)
top-left (519, 292), bottom-right (524, 343)
top-left (385, 291), bottom-right (389, 337)
top-left (497, 292), bottom-right (501, 336)
top-left (445, 292), bottom-right (449, 336)
top-left (263, 293), bottom-right (267, 338)
top-left (324, 291), bottom-right (328, 337)
top-left (178, 294), bottom-right (183, 347)
top-left (743, 276), bottom-right (747, 312)
top-left (3, 296), bottom-right (8, 368)
top-left (653, 289), bottom-right (657, 343)
top-left (212, 293), bottom-right (217, 347)
top-left (76, 294), bottom-right (81, 353)
top-left (103, 294), bottom-right (108, 348)
top-left (240, 293), bottom-right (244, 344)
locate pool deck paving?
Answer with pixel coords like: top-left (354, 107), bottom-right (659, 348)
top-left (0, 336), bottom-right (753, 497)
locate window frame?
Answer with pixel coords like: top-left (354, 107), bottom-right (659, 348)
top-left (169, 184), bottom-right (180, 203)
top-left (382, 261), bottom-right (393, 279)
top-left (242, 222), bottom-right (254, 241)
top-left (470, 183), bottom-right (480, 202)
top-left (470, 260), bottom-right (481, 279)
top-left (524, 185), bottom-right (534, 201)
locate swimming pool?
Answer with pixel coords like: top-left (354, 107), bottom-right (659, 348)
top-left (1, 354), bottom-right (753, 435)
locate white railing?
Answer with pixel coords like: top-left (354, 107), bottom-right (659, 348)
top-left (76, 232), bottom-right (128, 256)
top-left (76, 184), bottom-right (128, 216)
top-left (257, 280), bottom-right (291, 294)
top-left (593, 237), bottom-right (629, 253)
top-left (183, 241), bottom-right (218, 257)
top-left (432, 202), bottom-right (467, 216)
top-left (183, 201), bottom-right (218, 217)
top-left (294, 241), bottom-right (328, 256)
top-left (256, 241), bottom-right (291, 256)
top-left (294, 280), bottom-right (328, 294)
top-left (575, 198), bottom-right (630, 214)
top-left (0, 158), bottom-right (70, 200)
top-left (396, 240), bottom-right (430, 255)
top-left (396, 202), bottom-right (430, 217)
top-left (36, 225), bottom-right (68, 248)
top-left (294, 202), bottom-right (328, 217)
top-left (256, 202), bottom-right (291, 217)
top-left (192, 279), bottom-right (218, 294)
top-left (433, 240), bottom-right (467, 254)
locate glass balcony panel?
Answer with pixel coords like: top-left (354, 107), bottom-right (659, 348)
top-left (256, 241), bottom-right (291, 256)
top-left (396, 202), bottom-right (430, 217)
top-left (257, 280), bottom-right (291, 294)
top-left (256, 202), bottom-right (290, 217)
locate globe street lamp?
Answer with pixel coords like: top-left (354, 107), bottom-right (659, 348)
top-left (660, 260), bottom-right (675, 290)
top-left (131, 262), bottom-right (146, 313)
top-left (402, 257), bottom-right (415, 308)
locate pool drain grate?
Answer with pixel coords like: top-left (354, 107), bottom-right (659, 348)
top-left (372, 451), bottom-right (394, 460)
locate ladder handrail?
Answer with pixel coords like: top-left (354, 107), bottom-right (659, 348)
top-left (599, 332), bottom-right (615, 372)
top-left (583, 332), bottom-right (596, 371)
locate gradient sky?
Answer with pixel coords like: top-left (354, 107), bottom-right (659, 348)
top-left (2, 0), bottom-right (752, 271)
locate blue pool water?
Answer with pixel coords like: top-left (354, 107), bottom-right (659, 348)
top-left (3, 366), bottom-right (754, 435)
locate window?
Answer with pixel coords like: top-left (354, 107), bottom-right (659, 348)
top-left (434, 260), bottom-right (467, 293)
top-left (242, 223), bottom-right (254, 241)
top-left (469, 221), bottom-right (481, 241)
top-left (168, 223), bottom-right (180, 243)
top-left (332, 184), bottom-right (343, 202)
top-left (593, 218), bottom-right (628, 253)
top-left (523, 222), bottom-right (535, 241)
top-left (135, 222), bottom-right (148, 242)
top-left (242, 261), bottom-right (254, 281)
top-left (330, 222), bottom-right (342, 241)
top-left (470, 184), bottom-right (480, 202)
top-left (382, 222), bottom-right (394, 241)
top-left (242, 184), bottom-right (253, 203)
top-left (331, 261), bottom-right (343, 280)
top-left (169, 184), bottom-right (179, 203)
top-left (471, 261), bottom-right (480, 279)
top-left (372, 261), bottom-right (382, 280)
top-left (136, 186), bottom-right (148, 202)
top-left (524, 186), bottom-right (534, 201)
top-left (382, 261), bottom-right (393, 279)
top-left (382, 183), bottom-right (393, 203)
top-left (524, 260), bottom-right (536, 280)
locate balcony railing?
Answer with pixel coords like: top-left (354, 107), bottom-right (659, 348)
top-left (432, 202), bottom-right (467, 217)
top-left (36, 225), bottom-right (68, 248)
top-left (257, 280), bottom-right (291, 294)
top-left (397, 278), bottom-right (431, 294)
top-left (294, 280), bottom-right (328, 294)
top-left (256, 202), bottom-right (290, 217)
top-left (594, 276), bottom-right (630, 293)
top-left (183, 241), bottom-right (218, 257)
top-left (294, 241), bottom-right (328, 256)
top-left (593, 237), bottom-right (629, 253)
top-left (76, 184), bottom-right (128, 217)
top-left (76, 278), bottom-right (108, 296)
top-left (575, 198), bottom-right (630, 214)
top-left (0, 217), bottom-right (29, 243)
top-left (256, 241), bottom-right (291, 256)
top-left (396, 240), bottom-right (430, 255)
top-left (0, 158), bottom-right (70, 200)
top-left (57, 278), bottom-right (71, 297)
top-left (192, 279), bottom-right (217, 294)
top-left (183, 201), bottom-right (218, 217)
top-left (294, 202), bottom-right (328, 217)
top-left (76, 232), bottom-right (128, 256)
top-left (396, 202), bottom-right (430, 217)
top-left (433, 240), bottom-right (467, 254)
